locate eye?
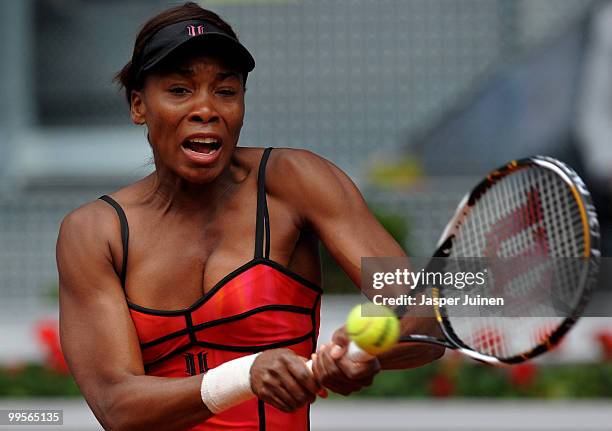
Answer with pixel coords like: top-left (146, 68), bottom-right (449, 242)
top-left (168, 86), bottom-right (190, 95)
top-left (217, 88), bottom-right (238, 97)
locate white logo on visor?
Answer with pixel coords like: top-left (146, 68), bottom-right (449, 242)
top-left (187, 25), bottom-right (205, 37)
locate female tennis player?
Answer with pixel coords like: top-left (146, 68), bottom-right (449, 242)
top-left (57, 3), bottom-right (444, 430)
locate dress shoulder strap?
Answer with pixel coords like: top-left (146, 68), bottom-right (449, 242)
top-left (98, 195), bottom-right (129, 289)
top-left (254, 147), bottom-right (274, 259)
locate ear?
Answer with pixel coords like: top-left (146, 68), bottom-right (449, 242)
top-left (130, 90), bottom-right (146, 125)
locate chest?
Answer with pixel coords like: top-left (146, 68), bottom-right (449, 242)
top-left (119, 194), bottom-right (304, 310)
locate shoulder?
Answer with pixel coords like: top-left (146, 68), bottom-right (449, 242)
top-left (57, 197), bottom-right (121, 259)
top-left (234, 146), bottom-right (340, 173)
top-left (263, 147), bottom-right (365, 222)
top-left (60, 199), bottom-right (113, 238)
top-left (235, 146), bottom-right (333, 173)
top-left (233, 146), bottom-right (343, 195)
top-left (265, 148), bottom-right (348, 193)
top-left (58, 174), bottom-right (151, 246)
top-left (267, 147), bottom-right (336, 175)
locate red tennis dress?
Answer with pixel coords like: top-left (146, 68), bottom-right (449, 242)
top-left (100, 148), bottom-right (322, 430)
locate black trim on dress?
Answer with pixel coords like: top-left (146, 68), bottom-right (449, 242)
top-left (255, 147), bottom-right (273, 260)
top-left (143, 332), bottom-right (314, 370)
top-left (258, 399), bottom-right (266, 431)
top-left (99, 195), bottom-right (129, 289)
top-left (140, 304), bottom-right (313, 349)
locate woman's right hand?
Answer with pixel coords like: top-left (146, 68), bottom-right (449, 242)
top-left (250, 349), bottom-right (320, 412)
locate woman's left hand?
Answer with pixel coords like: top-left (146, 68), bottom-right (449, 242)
top-left (311, 327), bottom-right (380, 396)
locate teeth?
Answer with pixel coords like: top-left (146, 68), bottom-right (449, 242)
top-left (189, 137), bottom-right (218, 144)
top-left (184, 137), bottom-right (220, 155)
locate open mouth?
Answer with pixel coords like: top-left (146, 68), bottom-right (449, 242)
top-left (182, 137), bottom-right (222, 155)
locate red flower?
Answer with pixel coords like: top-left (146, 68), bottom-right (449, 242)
top-left (595, 330), bottom-right (612, 361)
top-left (33, 319), bottom-right (69, 375)
top-left (429, 374), bottom-right (454, 397)
top-left (509, 363), bottom-right (537, 388)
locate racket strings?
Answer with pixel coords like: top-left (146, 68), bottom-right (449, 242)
top-left (444, 166), bottom-right (588, 360)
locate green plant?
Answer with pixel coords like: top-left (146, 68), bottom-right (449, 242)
top-left (1, 361), bottom-right (611, 398)
top-left (349, 361), bottom-right (612, 399)
top-left (0, 364), bottom-right (80, 397)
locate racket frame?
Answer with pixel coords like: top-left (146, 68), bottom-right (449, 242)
top-left (398, 156), bottom-right (600, 365)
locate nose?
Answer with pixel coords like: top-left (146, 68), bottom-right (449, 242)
top-left (188, 93), bottom-right (219, 124)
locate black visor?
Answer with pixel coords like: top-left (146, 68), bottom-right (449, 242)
top-left (134, 19), bottom-right (255, 81)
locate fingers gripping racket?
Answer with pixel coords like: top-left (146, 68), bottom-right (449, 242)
top-left (322, 156), bottom-right (600, 366)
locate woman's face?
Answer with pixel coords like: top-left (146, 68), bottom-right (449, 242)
top-left (131, 54), bottom-right (245, 184)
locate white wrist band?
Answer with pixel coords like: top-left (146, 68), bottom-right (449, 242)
top-left (200, 353), bottom-right (260, 414)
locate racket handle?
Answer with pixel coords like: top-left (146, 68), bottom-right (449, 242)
top-left (305, 341), bottom-right (374, 370)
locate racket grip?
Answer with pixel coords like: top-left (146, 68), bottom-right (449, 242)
top-left (305, 341), bottom-right (373, 371)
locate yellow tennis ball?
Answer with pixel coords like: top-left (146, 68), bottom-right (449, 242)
top-left (345, 303), bottom-right (400, 355)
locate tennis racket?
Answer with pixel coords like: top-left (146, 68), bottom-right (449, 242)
top-left (334, 156), bottom-right (600, 366)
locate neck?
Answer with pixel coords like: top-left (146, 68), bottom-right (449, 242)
top-left (143, 159), bottom-right (246, 214)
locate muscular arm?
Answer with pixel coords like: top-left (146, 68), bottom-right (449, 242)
top-left (58, 203), bottom-right (211, 430)
top-left (269, 149), bottom-right (444, 369)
